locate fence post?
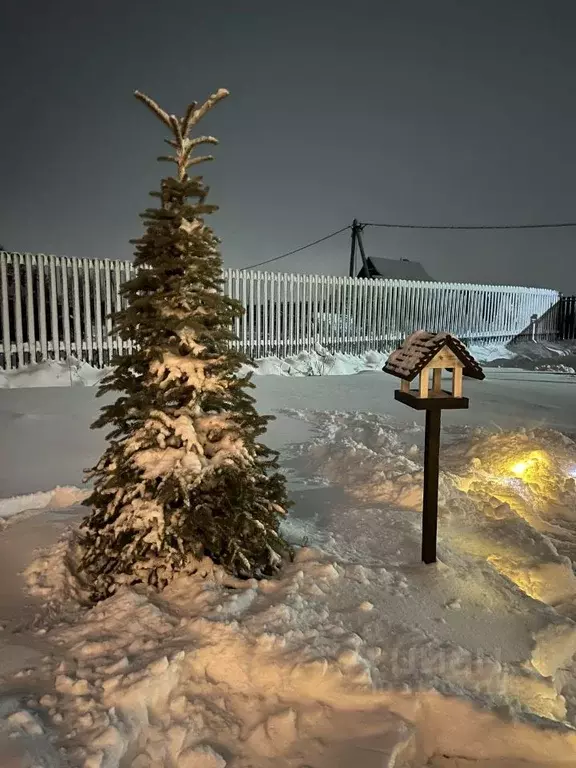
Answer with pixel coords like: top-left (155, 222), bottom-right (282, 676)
top-left (530, 313), bottom-right (538, 342)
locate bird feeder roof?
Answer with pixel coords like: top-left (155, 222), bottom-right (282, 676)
top-left (383, 331), bottom-right (485, 382)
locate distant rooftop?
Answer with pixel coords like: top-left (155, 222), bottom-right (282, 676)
top-left (357, 256), bottom-right (433, 281)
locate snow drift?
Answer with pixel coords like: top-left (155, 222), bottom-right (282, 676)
top-left (9, 415), bottom-right (576, 766)
top-left (0, 486), bottom-right (87, 524)
top-left (4, 340), bottom-right (576, 390)
top-left (0, 342), bottom-right (515, 389)
top-left (0, 358), bottom-right (109, 389)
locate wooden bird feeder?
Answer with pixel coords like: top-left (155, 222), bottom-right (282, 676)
top-left (383, 331), bottom-right (485, 564)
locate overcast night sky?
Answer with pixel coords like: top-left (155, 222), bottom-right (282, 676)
top-left (2, 0), bottom-right (576, 291)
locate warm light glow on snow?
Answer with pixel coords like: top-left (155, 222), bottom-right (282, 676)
top-left (510, 460), bottom-right (531, 476)
top-left (504, 450), bottom-right (551, 481)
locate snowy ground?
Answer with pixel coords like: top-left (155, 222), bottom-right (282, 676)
top-left (1, 365), bottom-right (576, 501)
top-left (2, 358), bottom-right (576, 765)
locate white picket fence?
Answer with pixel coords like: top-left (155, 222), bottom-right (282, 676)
top-left (0, 251), bottom-right (560, 369)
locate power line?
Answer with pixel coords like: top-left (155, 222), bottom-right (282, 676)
top-left (363, 221), bottom-right (576, 230)
top-left (239, 217), bottom-right (576, 272)
top-left (240, 226), bottom-right (351, 270)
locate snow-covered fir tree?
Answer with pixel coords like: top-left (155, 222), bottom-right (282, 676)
top-left (79, 89), bottom-right (291, 600)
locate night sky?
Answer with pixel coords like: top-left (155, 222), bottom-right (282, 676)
top-left (2, 0), bottom-right (576, 291)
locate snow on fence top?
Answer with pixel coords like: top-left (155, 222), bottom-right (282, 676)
top-left (0, 251), bottom-right (561, 370)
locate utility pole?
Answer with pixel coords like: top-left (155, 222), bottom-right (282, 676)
top-left (349, 219), bottom-right (370, 277)
top-left (349, 219), bottom-right (358, 277)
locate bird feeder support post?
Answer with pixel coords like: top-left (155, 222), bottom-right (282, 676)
top-left (422, 407), bottom-right (442, 564)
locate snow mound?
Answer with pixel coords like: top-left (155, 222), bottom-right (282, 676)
top-left (19, 540), bottom-right (576, 767)
top-left (284, 412), bottom-right (576, 697)
top-left (493, 341), bottom-right (576, 373)
top-left (22, 416), bottom-right (576, 766)
top-left (241, 343), bottom-right (514, 378)
top-left (287, 411), bottom-right (576, 604)
top-left (8, 409), bottom-right (576, 764)
top-left (440, 427), bottom-right (576, 607)
top-left (0, 486), bottom-right (88, 523)
top-left (0, 342), bottom-right (514, 388)
top-left (24, 529), bottom-right (92, 607)
top-left (0, 697), bottom-right (63, 767)
top-left (0, 358), bottom-right (111, 388)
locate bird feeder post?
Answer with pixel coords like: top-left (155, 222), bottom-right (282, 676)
top-left (383, 331), bottom-right (485, 564)
top-left (422, 408), bottom-right (441, 564)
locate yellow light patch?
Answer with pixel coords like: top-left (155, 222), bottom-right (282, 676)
top-left (510, 460), bottom-right (531, 476)
top-left (507, 451), bottom-right (550, 478)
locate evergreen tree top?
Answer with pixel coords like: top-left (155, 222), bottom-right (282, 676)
top-left (134, 88), bottom-right (229, 181)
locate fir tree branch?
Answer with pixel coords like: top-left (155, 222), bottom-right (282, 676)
top-left (182, 101), bottom-right (198, 133)
top-left (169, 114), bottom-right (184, 144)
top-left (188, 155), bottom-right (215, 166)
top-left (188, 89), bottom-right (230, 129)
top-left (134, 91), bottom-right (172, 127)
top-left (188, 136), bottom-right (220, 148)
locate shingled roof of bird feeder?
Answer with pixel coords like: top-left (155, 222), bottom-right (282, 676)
top-left (383, 331), bottom-right (485, 382)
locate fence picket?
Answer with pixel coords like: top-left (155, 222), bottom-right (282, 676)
top-left (123, 262), bottom-right (133, 355)
top-left (113, 261), bottom-right (122, 357)
top-left (0, 253), bottom-right (10, 369)
top-left (104, 262), bottom-right (112, 362)
top-left (262, 272), bottom-right (269, 358)
top-left (13, 254), bottom-right (24, 367)
top-left (82, 259), bottom-right (92, 362)
top-left (37, 255), bottom-right (48, 362)
top-left (242, 271), bottom-right (249, 357)
top-left (72, 258), bottom-right (82, 358)
top-left (94, 261), bottom-right (103, 367)
top-left (273, 273), bottom-right (281, 356)
top-left (25, 254), bottom-right (36, 363)
top-left (61, 258), bottom-right (71, 359)
top-left (558, 295), bottom-right (576, 340)
top-left (49, 255), bottom-right (59, 359)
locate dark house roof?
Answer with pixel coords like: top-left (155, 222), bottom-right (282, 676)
top-left (383, 331), bottom-right (485, 382)
top-left (357, 256), bottom-right (433, 281)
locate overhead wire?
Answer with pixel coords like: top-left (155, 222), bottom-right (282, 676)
top-left (238, 218), bottom-right (576, 271)
top-left (363, 221), bottom-right (576, 230)
top-left (240, 226), bottom-right (351, 270)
